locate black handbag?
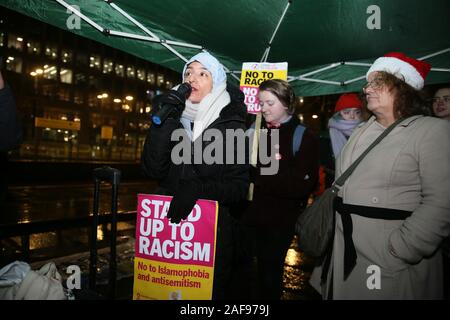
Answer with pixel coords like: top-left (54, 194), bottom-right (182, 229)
top-left (295, 117), bottom-right (406, 258)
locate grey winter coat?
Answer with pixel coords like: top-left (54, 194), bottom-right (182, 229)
top-left (311, 116), bottom-right (450, 299)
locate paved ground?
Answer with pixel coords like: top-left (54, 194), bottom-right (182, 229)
top-left (28, 234), bottom-right (320, 300)
top-left (1, 181), bottom-right (321, 300)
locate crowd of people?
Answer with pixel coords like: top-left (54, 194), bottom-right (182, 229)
top-left (140, 51), bottom-right (450, 300)
top-left (2, 49), bottom-right (449, 300)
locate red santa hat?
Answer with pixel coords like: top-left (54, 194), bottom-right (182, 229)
top-left (335, 93), bottom-right (362, 113)
top-left (366, 52), bottom-right (431, 90)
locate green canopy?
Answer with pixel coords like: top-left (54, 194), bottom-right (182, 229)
top-left (1, 0), bottom-right (449, 96)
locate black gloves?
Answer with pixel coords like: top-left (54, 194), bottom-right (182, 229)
top-left (152, 88), bottom-right (187, 122)
top-left (167, 179), bottom-right (202, 224)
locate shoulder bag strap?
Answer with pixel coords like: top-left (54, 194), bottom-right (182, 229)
top-left (333, 117), bottom-right (407, 190)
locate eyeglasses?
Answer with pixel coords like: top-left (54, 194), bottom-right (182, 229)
top-left (363, 77), bottom-right (384, 91)
top-left (432, 96), bottom-right (450, 104)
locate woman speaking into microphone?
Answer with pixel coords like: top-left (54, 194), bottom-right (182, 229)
top-left (141, 52), bottom-right (249, 299)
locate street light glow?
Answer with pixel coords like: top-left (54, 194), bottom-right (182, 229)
top-left (125, 95), bottom-right (134, 101)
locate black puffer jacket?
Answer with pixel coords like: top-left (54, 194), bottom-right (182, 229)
top-left (141, 86), bottom-right (249, 299)
top-left (141, 85), bottom-right (249, 209)
top-left (0, 84), bottom-right (22, 151)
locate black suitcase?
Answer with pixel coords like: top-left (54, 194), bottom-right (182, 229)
top-left (88, 166), bottom-right (121, 300)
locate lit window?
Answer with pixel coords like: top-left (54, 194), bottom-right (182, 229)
top-left (122, 104), bottom-right (132, 112)
top-left (62, 50), bottom-right (73, 63)
top-left (42, 65), bottom-right (57, 80)
top-left (137, 69), bottom-right (145, 81)
top-left (103, 59), bottom-right (113, 74)
top-left (60, 68), bottom-right (73, 84)
top-left (45, 45), bottom-right (58, 59)
top-left (89, 55), bottom-right (101, 69)
top-left (127, 66), bottom-right (135, 79)
top-left (26, 40), bottom-right (41, 54)
top-left (7, 34), bottom-right (23, 50)
top-left (115, 64), bottom-right (124, 77)
top-left (157, 75), bottom-right (164, 86)
top-left (147, 72), bottom-right (155, 84)
top-left (5, 56), bottom-right (22, 73)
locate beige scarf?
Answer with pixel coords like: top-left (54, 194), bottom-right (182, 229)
top-left (182, 83), bottom-right (230, 141)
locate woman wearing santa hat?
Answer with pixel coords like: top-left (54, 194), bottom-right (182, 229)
top-left (311, 52), bottom-right (450, 299)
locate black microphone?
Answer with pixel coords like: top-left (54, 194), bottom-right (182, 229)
top-left (151, 83), bottom-right (192, 125)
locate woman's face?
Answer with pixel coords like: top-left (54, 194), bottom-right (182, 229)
top-left (184, 61), bottom-right (213, 103)
top-left (432, 88), bottom-right (450, 119)
top-left (258, 90), bottom-right (290, 124)
top-left (339, 108), bottom-right (362, 121)
top-left (364, 71), bottom-right (395, 117)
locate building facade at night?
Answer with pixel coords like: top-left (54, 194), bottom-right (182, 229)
top-left (1, 7), bottom-right (180, 164)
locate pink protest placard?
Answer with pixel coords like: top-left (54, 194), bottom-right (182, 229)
top-left (133, 194), bottom-right (218, 300)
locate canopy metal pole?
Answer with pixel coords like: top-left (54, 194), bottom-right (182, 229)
top-left (344, 62), bottom-right (372, 67)
top-left (55, 0), bottom-right (213, 71)
top-left (343, 75), bottom-right (366, 85)
top-left (260, 48), bottom-right (270, 63)
top-left (165, 40), bottom-right (203, 50)
top-left (298, 63), bottom-right (340, 78)
top-left (419, 48), bottom-right (450, 60)
top-left (107, 1), bottom-right (201, 50)
top-left (220, 66), bottom-right (241, 81)
top-left (431, 68), bottom-right (450, 72)
top-left (108, 30), bottom-right (159, 42)
top-left (298, 78), bottom-right (342, 86)
top-left (107, 1), bottom-right (161, 40)
top-left (260, 0), bottom-right (291, 62)
top-left (106, 1), bottom-right (194, 63)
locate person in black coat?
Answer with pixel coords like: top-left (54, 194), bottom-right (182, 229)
top-left (141, 52), bottom-right (249, 299)
top-left (242, 79), bottom-right (319, 299)
top-left (0, 70), bottom-right (22, 152)
top-left (0, 69), bottom-right (22, 207)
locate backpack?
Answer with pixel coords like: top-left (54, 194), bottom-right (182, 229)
top-left (250, 121), bottom-right (306, 156)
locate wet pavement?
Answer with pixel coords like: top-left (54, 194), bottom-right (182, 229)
top-left (22, 234), bottom-right (320, 300)
top-left (1, 180), bottom-right (158, 224)
top-left (0, 181), bottom-right (321, 300)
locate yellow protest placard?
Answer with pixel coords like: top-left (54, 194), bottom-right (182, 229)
top-left (240, 62), bottom-right (288, 114)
